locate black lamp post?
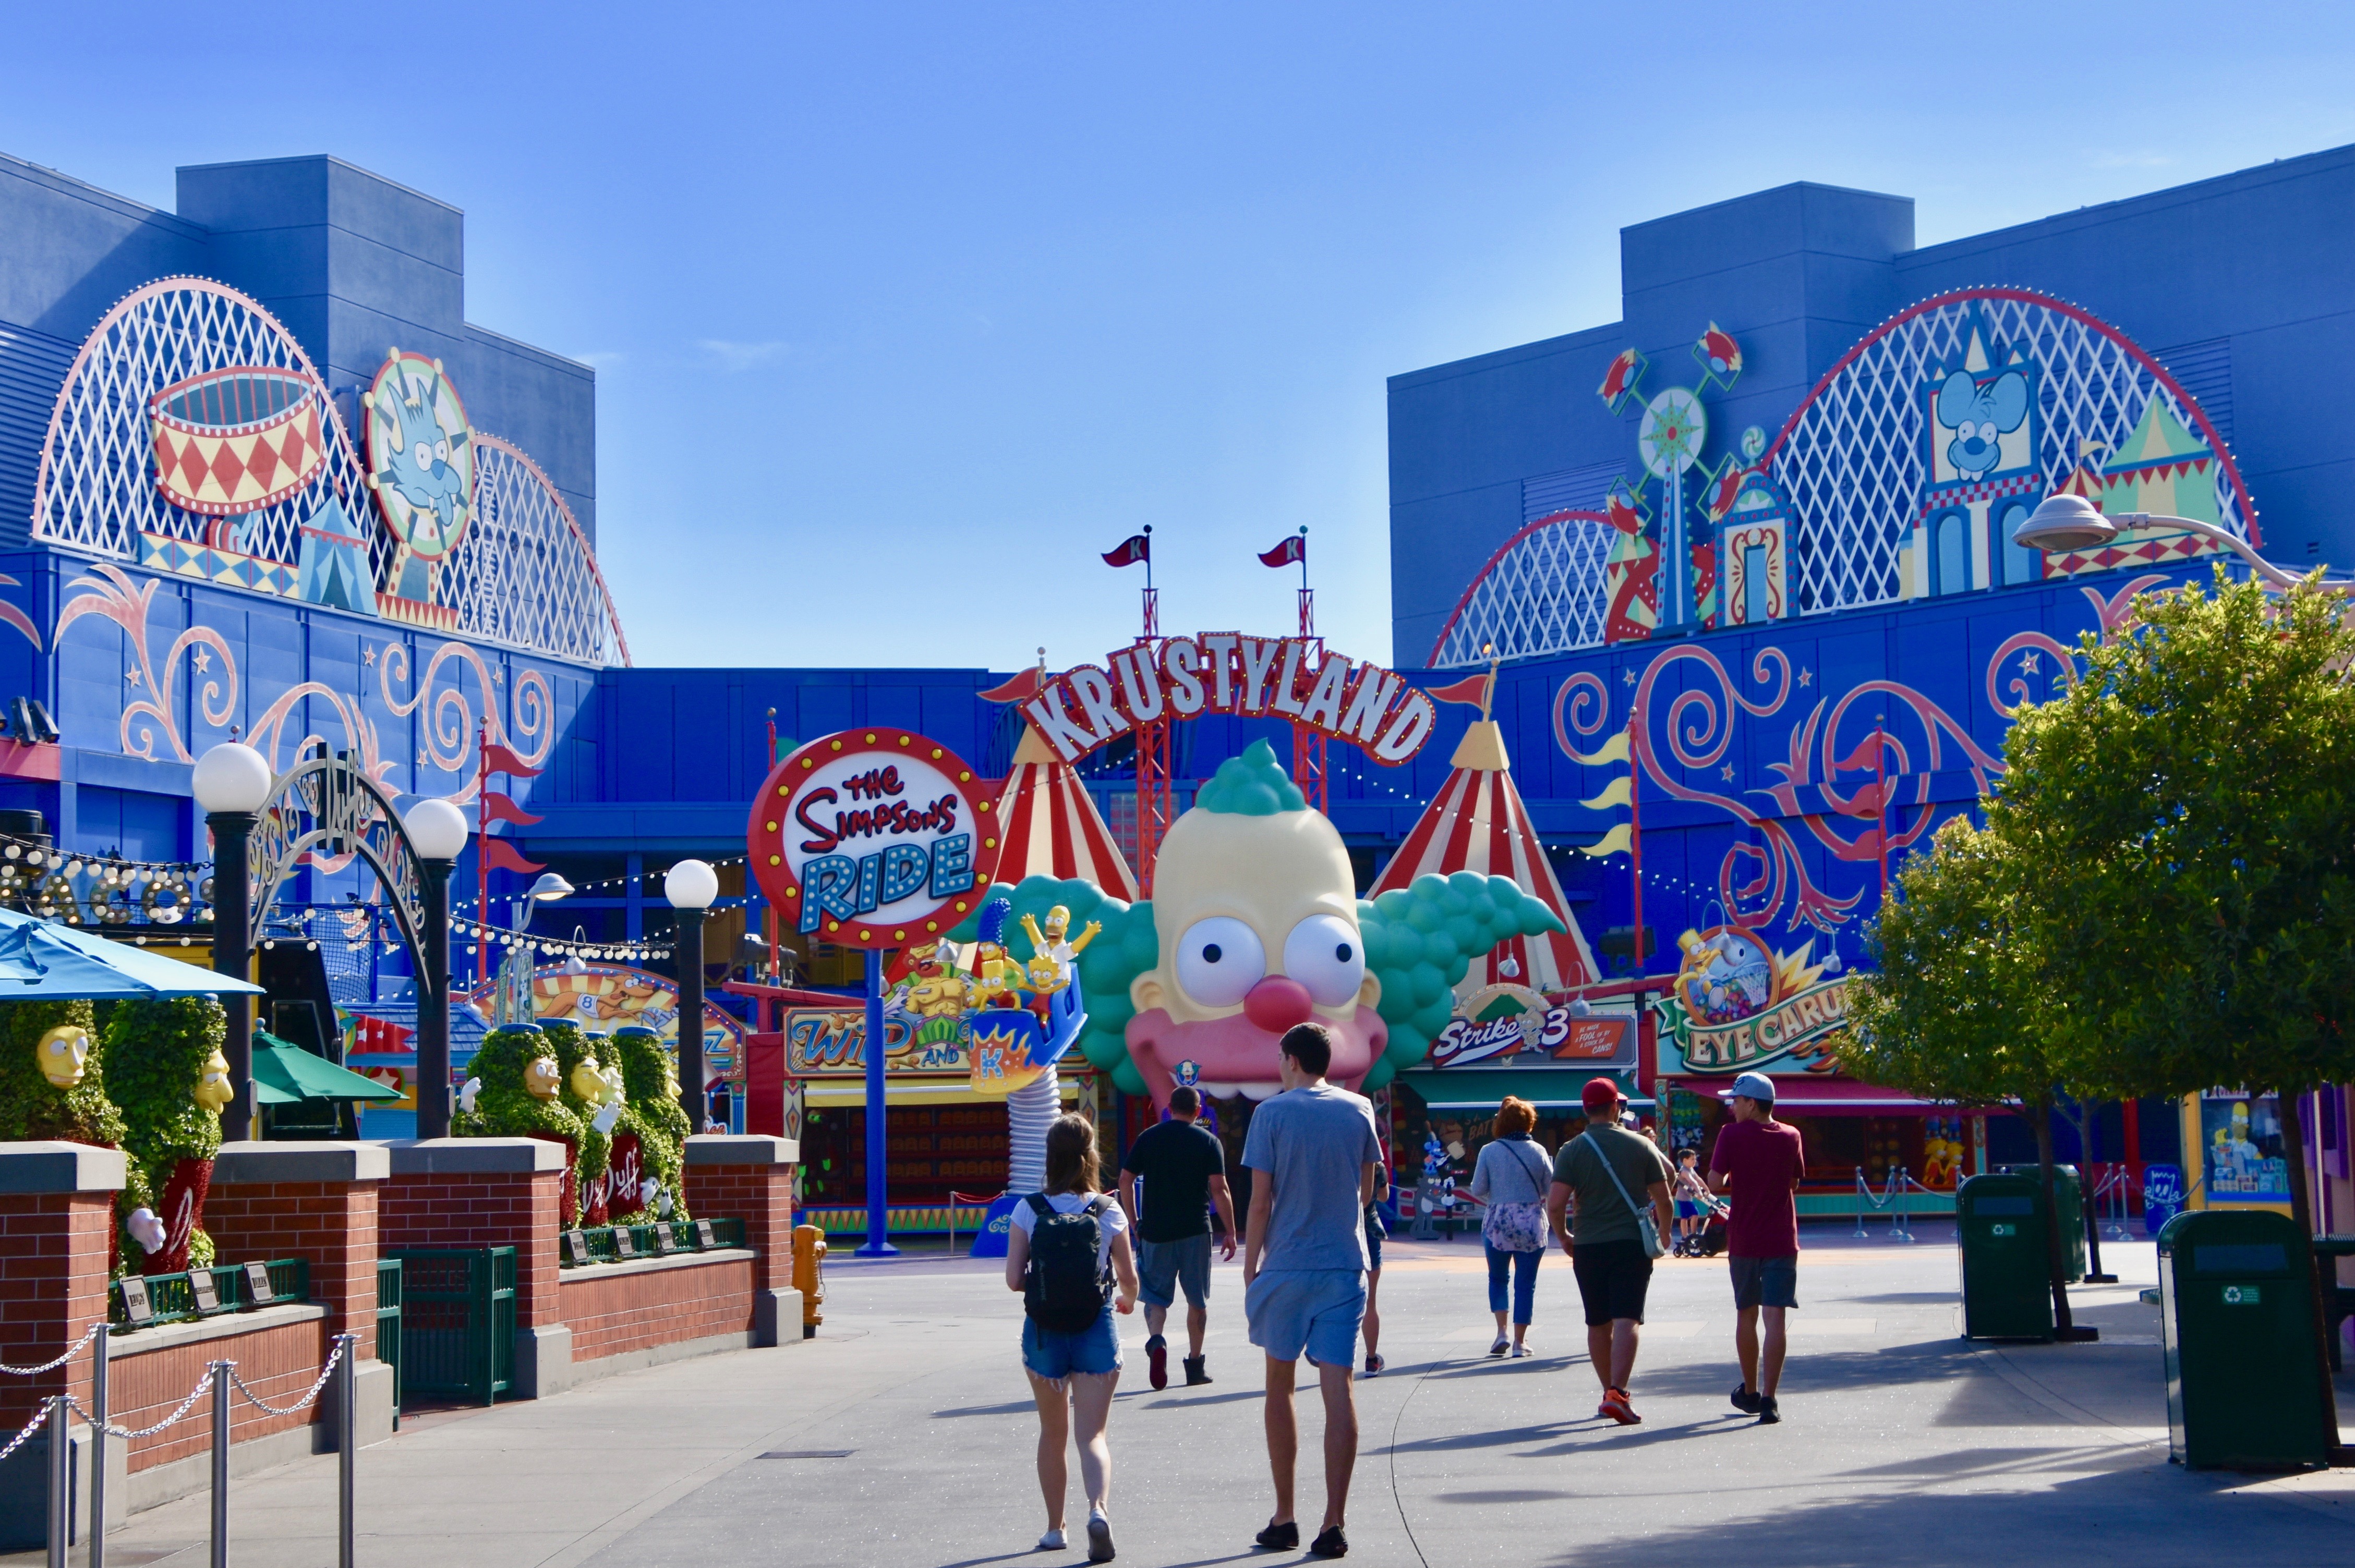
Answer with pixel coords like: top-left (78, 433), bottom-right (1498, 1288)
top-left (192, 743), bottom-right (273, 1138)
top-left (402, 799), bottom-right (470, 1140)
top-left (664, 859), bottom-right (719, 1131)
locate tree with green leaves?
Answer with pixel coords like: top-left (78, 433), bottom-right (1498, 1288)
top-left (1846, 817), bottom-right (2092, 1336)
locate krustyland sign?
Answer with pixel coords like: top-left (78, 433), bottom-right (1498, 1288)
top-left (1021, 636), bottom-right (1438, 765)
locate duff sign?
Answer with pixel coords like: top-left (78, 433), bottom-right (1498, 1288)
top-left (748, 729), bottom-right (1001, 948)
top-left (1020, 635), bottom-right (1438, 766)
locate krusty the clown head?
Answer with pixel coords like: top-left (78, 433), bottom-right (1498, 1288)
top-left (957, 740), bottom-right (1567, 1109)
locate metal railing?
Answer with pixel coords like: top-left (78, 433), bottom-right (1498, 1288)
top-left (388, 1248), bottom-right (515, 1407)
top-left (4, 1319), bottom-right (361, 1568)
top-left (112, 1259), bottom-right (308, 1330)
top-left (557, 1217), bottom-right (744, 1267)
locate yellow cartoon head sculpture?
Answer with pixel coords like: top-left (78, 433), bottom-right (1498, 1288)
top-left (37, 1024), bottom-right (89, 1089)
top-left (523, 1056), bottom-right (564, 1100)
top-left (192, 1047), bottom-right (235, 1113)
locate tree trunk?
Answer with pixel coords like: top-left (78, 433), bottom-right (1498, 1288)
top-left (2281, 1088), bottom-right (2345, 1453)
top-left (2032, 1102), bottom-right (2080, 1338)
top-left (2056, 1096), bottom-right (2115, 1282)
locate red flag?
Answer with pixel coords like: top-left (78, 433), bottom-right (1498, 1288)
top-left (1427, 673), bottom-right (1493, 710)
top-left (1258, 534), bottom-right (1306, 568)
top-left (481, 835), bottom-right (544, 875)
top-left (482, 741), bottom-right (541, 780)
top-left (479, 789), bottom-right (544, 828)
top-left (977, 667), bottom-right (1047, 703)
top-left (1101, 534), bottom-right (1151, 568)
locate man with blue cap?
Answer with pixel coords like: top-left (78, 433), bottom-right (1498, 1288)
top-left (1708, 1070), bottom-right (1805, 1425)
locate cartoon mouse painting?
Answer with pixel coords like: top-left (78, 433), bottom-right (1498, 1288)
top-left (1936, 368), bottom-right (2031, 477)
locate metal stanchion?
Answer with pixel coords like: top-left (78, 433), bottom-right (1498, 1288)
top-left (336, 1333), bottom-right (357, 1568)
top-left (90, 1322), bottom-right (107, 1568)
top-left (209, 1362), bottom-right (230, 1568)
top-left (47, 1394), bottom-right (69, 1568)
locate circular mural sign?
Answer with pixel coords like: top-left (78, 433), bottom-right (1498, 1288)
top-left (361, 348), bottom-right (477, 599)
top-left (748, 730), bottom-right (1001, 949)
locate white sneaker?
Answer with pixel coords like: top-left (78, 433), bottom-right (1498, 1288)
top-left (1509, 1342), bottom-right (1533, 1358)
top-left (1087, 1506), bottom-right (1116, 1562)
top-left (1039, 1526), bottom-right (1068, 1550)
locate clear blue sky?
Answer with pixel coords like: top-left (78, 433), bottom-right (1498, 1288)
top-left (9, 4), bottom-right (2353, 671)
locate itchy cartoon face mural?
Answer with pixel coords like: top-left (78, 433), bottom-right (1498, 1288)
top-left (1935, 368), bottom-right (2031, 478)
top-left (970, 742), bottom-right (1567, 1108)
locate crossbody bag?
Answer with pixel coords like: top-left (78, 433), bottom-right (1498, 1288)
top-left (1478, 1138), bottom-right (1553, 1253)
top-left (1575, 1128), bottom-right (1666, 1260)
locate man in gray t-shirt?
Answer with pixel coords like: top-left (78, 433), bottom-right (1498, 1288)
top-left (1241, 1023), bottom-right (1383, 1557)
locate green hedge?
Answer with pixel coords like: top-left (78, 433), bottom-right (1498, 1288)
top-left (613, 1027), bottom-right (690, 1224)
top-left (0, 1000), bottom-right (155, 1269)
top-left (104, 997), bottom-right (225, 1268)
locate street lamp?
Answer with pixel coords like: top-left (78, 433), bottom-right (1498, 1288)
top-left (516, 871), bottom-right (574, 930)
top-left (192, 742), bottom-right (272, 1137)
top-left (664, 859), bottom-right (719, 1131)
top-left (403, 798), bottom-right (468, 1139)
top-left (2013, 495), bottom-right (2355, 592)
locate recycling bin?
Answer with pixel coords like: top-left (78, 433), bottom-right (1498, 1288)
top-left (2156, 1209), bottom-right (2330, 1470)
top-left (1957, 1171), bottom-right (2053, 1341)
top-left (2000, 1163), bottom-right (2087, 1282)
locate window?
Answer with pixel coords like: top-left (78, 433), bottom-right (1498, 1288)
top-left (1935, 514), bottom-right (1968, 597)
top-left (1744, 544), bottom-right (1770, 624)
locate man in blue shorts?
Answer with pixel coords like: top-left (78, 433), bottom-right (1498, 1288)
top-left (1242, 1023), bottom-right (1382, 1560)
top-left (1120, 1084), bottom-right (1237, 1389)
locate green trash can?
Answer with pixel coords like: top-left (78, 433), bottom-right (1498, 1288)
top-left (1958, 1171), bottom-right (2053, 1341)
top-left (1999, 1163), bottom-right (2087, 1282)
top-left (2157, 1209), bottom-right (2330, 1470)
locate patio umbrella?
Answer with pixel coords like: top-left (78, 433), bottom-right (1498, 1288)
top-left (0, 908), bottom-right (264, 999)
top-left (249, 1031), bottom-right (404, 1104)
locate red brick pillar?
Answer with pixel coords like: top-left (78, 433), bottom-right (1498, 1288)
top-left (682, 1135), bottom-right (801, 1346)
top-left (0, 1142), bottom-right (122, 1546)
top-left (204, 1141), bottom-right (392, 1445)
top-left (381, 1139), bottom-right (570, 1396)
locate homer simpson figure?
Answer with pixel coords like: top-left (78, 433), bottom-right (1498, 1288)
top-left (1022, 905), bottom-right (1101, 996)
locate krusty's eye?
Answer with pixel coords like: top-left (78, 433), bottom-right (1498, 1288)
top-left (1175, 917), bottom-right (1264, 1008)
top-left (1283, 914), bottom-right (1365, 1007)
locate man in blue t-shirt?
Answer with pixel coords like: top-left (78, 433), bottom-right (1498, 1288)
top-left (1242, 1023), bottom-right (1383, 1560)
top-left (1119, 1084), bottom-right (1237, 1390)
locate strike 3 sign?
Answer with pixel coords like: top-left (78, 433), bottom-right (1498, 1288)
top-left (748, 730), bottom-right (1002, 949)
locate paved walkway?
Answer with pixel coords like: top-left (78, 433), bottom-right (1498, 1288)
top-left (14, 1230), bottom-right (2352, 1567)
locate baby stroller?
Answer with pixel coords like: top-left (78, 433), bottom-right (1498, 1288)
top-left (1674, 1194), bottom-right (1731, 1258)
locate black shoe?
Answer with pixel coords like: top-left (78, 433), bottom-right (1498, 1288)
top-left (1147, 1335), bottom-right (1168, 1391)
top-left (1757, 1394), bottom-right (1781, 1425)
top-left (1182, 1354), bottom-right (1211, 1386)
top-left (1731, 1382), bottom-right (1762, 1415)
top-left (1309, 1525), bottom-right (1349, 1558)
top-left (1254, 1521), bottom-right (1299, 1552)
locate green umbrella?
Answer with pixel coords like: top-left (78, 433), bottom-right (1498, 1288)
top-left (249, 1031), bottom-right (405, 1103)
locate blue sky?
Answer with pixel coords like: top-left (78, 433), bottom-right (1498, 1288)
top-left (8, 4), bottom-right (2353, 671)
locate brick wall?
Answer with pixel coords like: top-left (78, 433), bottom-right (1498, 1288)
top-left (108, 1316), bottom-right (331, 1473)
top-left (379, 1170), bottom-right (562, 1328)
top-left (681, 1163), bottom-right (794, 1291)
top-left (204, 1181), bottom-right (381, 1360)
top-left (0, 1191), bottom-right (111, 1427)
top-left (560, 1256), bottom-right (758, 1363)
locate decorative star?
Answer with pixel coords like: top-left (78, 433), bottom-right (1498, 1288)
top-left (125, 668), bottom-right (141, 688)
top-left (490, 667), bottom-right (503, 685)
top-left (191, 647), bottom-right (210, 674)
top-left (364, 646), bottom-right (377, 668)
top-left (417, 747), bottom-right (431, 766)
top-left (2021, 651), bottom-right (2040, 675)
top-left (1720, 764), bottom-right (1736, 782)
top-left (1622, 667), bottom-right (1637, 686)
top-left (1796, 667), bottom-right (1813, 687)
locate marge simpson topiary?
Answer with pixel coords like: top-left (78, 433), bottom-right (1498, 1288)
top-left (948, 740), bottom-right (1563, 1103)
top-left (106, 997), bottom-right (227, 1271)
top-left (0, 999), bottom-right (154, 1267)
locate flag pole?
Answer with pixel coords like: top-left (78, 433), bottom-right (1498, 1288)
top-left (476, 720), bottom-right (489, 988)
top-left (1874, 714), bottom-right (1890, 898)
top-left (1629, 700), bottom-right (1645, 978)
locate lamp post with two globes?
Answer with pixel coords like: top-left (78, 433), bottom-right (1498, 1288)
top-left (190, 743), bottom-right (273, 1137)
top-left (402, 798), bottom-right (469, 1139)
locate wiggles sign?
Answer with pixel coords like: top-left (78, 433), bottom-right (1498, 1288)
top-left (1021, 636), bottom-right (1438, 766)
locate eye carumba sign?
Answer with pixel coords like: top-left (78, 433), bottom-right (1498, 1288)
top-left (1022, 636), bottom-right (1436, 765)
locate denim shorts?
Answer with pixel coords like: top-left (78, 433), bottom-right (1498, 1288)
top-left (1729, 1254), bottom-right (1799, 1310)
top-left (1246, 1269), bottom-right (1367, 1368)
top-left (1138, 1233), bottom-right (1213, 1310)
top-left (1022, 1305), bottom-right (1122, 1380)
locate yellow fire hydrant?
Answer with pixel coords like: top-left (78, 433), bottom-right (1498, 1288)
top-left (792, 1223), bottom-right (827, 1338)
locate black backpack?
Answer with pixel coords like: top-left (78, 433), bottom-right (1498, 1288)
top-left (1023, 1194), bottom-right (1113, 1332)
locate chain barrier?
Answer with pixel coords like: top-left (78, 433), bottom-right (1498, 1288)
top-left (225, 1338), bottom-right (345, 1418)
top-left (2092, 1163), bottom-right (2142, 1239)
top-left (0, 1320), bottom-right (104, 1378)
top-left (1852, 1166), bottom-right (1919, 1242)
top-left (0, 1400), bottom-right (51, 1465)
top-left (67, 1364), bottom-right (214, 1440)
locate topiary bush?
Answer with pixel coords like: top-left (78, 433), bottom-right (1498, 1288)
top-left (542, 1019), bottom-right (612, 1218)
top-left (0, 999), bottom-right (155, 1270)
top-left (459, 1022), bottom-right (590, 1221)
top-left (106, 996), bottom-right (227, 1271)
top-left (612, 1025), bottom-right (690, 1224)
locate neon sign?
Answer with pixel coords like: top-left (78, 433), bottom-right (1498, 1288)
top-left (748, 730), bottom-right (1001, 947)
top-left (1020, 635), bottom-right (1438, 766)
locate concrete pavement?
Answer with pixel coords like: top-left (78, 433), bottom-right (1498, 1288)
top-left (11, 1229), bottom-right (2351, 1567)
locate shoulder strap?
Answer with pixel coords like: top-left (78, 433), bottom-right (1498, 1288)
top-left (1025, 1194), bottom-right (1056, 1221)
top-left (1511, 1140), bottom-right (1549, 1200)
top-left (1581, 1127), bottom-right (1648, 1215)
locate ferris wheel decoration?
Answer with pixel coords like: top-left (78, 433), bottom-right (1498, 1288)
top-left (31, 276), bottom-right (630, 666)
top-left (1429, 288), bottom-right (2253, 667)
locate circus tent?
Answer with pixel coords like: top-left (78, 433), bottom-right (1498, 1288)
top-left (991, 724), bottom-right (1140, 902)
top-left (1369, 711), bottom-right (1600, 999)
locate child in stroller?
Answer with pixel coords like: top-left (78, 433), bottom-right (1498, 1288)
top-left (1671, 1148), bottom-right (1730, 1257)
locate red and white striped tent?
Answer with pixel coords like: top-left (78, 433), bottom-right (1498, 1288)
top-left (992, 724), bottom-right (1140, 902)
top-left (1369, 715), bottom-right (1600, 996)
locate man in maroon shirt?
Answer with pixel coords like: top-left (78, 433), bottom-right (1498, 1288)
top-left (1708, 1071), bottom-right (1805, 1425)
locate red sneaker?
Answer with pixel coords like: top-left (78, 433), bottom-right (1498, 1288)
top-left (1599, 1388), bottom-right (1641, 1425)
top-left (1147, 1335), bottom-right (1168, 1391)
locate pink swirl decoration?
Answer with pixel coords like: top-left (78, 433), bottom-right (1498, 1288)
top-left (380, 640), bottom-right (558, 799)
top-left (1551, 670), bottom-right (1612, 753)
top-left (53, 566), bottom-right (237, 762)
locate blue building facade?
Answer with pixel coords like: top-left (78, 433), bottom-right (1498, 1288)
top-left (3, 145), bottom-right (2348, 1213)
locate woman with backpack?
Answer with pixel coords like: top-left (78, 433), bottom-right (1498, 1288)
top-left (1005, 1113), bottom-right (1141, 1562)
top-left (1464, 1096), bottom-right (1552, 1357)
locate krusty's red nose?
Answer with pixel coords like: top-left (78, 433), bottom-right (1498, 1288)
top-left (1243, 976), bottom-right (1315, 1032)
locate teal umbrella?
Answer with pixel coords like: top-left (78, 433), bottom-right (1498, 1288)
top-left (0, 908), bottom-right (264, 999)
top-left (250, 1032), bottom-right (404, 1104)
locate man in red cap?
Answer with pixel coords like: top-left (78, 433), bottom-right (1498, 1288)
top-left (1545, 1076), bottom-right (1675, 1424)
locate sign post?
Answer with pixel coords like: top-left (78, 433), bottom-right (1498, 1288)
top-left (748, 728), bottom-right (1000, 1259)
